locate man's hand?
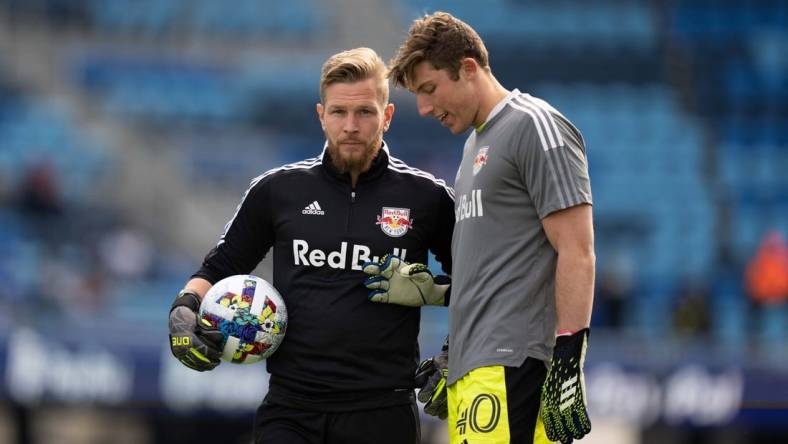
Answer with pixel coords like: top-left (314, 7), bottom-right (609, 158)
top-left (363, 255), bottom-right (449, 306)
top-left (169, 290), bottom-right (225, 372)
top-left (414, 337), bottom-right (449, 419)
top-left (540, 328), bottom-right (592, 444)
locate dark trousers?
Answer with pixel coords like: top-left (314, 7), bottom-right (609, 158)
top-left (253, 398), bottom-right (421, 444)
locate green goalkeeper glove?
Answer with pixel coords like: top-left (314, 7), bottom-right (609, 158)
top-left (362, 255), bottom-right (450, 307)
top-left (414, 337), bottom-right (449, 419)
top-left (540, 328), bottom-right (592, 444)
top-left (168, 289), bottom-right (225, 372)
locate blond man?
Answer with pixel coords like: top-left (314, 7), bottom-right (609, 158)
top-left (168, 47), bottom-right (455, 443)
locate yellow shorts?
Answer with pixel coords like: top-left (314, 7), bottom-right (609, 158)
top-left (447, 361), bottom-right (552, 444)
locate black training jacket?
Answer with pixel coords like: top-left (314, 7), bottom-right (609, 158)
top-left (193, 142), bottom-right (455, 411)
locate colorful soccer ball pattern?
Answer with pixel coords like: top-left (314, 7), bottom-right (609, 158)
top-left (199, 275), bottom-right (287, 364)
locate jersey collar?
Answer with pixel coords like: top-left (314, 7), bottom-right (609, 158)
top-left (476, 88), bottom-right (520, 134)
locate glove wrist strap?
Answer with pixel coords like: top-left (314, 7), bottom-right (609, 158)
top-left (171, 289), bottom-right (201, 314)
top-left (553, 328), bottom-right (589, 358)
top-left (433, 276), bottom-right (452, 306)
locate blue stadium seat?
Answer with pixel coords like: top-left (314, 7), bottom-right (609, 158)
top-left (756, 305), bottom-right (787, 349)
top-left (397, 0), bottom-right (656, 50)
top-left (712, 297), bottom-right (748, 348)
top-left (88, 0), bottom-right (325, 39)
top-left (0, 96), bottom-right (111, 202)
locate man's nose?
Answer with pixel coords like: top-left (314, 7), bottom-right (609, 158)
top-left (417, 95), bottom-right (433, 117)
top-left (343, 115), bottom-right (359, 132)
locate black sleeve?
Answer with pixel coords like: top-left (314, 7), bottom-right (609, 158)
top-left (430, 187), bottom-right (455, 276)
top-left (192, 178), bottom-right (274, 284)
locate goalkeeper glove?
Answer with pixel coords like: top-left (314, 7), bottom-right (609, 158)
top-left (168, 289), bottom-right (225, 372)
top-left (362, 255), bottom-right (450, 307)
top-left (414, 337), bottom-right (449, 419)
top-left (540, 328), bottom-right (592, 444)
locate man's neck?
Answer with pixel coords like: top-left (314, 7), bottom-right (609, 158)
top-left (349, 155), bottom-right (376, 188)
top-left (475, 78), bottom-right (509, 129)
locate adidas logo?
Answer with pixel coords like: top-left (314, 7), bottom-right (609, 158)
top-left (302, 201), bottom-right (325, 215)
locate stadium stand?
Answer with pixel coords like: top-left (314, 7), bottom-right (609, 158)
top-left (0, 0), bottom-right (786, 442)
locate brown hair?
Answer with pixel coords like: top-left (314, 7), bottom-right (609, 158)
top-left (320, 47), bottom-right (389, 105)
top-left (388, 11), bottom-right (489, 88)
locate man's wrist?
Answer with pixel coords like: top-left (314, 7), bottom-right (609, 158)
top-left (556, 326), bottom-right (589, 337)
top-left (553, 328), bottom-right (589, 359)
top-left (171, 289), bottom-right (201, 313)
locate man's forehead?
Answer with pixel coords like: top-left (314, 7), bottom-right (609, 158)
top-left (409, 62), bottom-right (442, 91)
top-left (323, 81), bottom-right (382, 107)
top-left (324, 96), bottom-right (380, 108)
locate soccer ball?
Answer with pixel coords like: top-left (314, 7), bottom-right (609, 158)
top-left (199, 274), bottom-right (287, 364)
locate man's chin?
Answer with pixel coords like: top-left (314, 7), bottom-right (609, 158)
top-left (327, 139), bottom-right (381, 174)
top-left (338, 147), bottom-right (366, 160)
top-left (331, 153), bottom-right (366, 174)
top-left (448, 122), bottom-right (471, 135)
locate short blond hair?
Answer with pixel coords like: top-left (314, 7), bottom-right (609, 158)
top-left (388, 12), bottom-right (489, 89)
top-left (320, 47), bottom-right (389, 105)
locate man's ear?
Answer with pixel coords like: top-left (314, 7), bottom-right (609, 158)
top-left (459, 58), bottom-right (479, 80)
top-left (316, 103), bottom-right (325, 129)
top-left (383, 102), bottom-right (395, 131)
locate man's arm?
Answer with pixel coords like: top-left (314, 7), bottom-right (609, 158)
top-left (540, 203), bottom-right (594, 443)
top-left (541, 203), bottom-right (595, 331)
top-left (182, 277), bottom-right (213, 299)
top-left (431, 185), bottom-right (456, 276)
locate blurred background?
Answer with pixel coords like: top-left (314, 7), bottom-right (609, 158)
top-left (0, 0), bottom-right (786, 443)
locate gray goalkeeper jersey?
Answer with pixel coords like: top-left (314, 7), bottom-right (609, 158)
top-left (447, 89), bottom-right (592, 385)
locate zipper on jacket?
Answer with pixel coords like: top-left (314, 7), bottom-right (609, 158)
top-left (346, 190), bottom-right (356, 232)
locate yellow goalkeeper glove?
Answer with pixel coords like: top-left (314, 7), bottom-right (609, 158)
top-left (362, 255), bottom-right (450, 307)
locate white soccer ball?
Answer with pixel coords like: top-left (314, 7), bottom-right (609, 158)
top-left (198, 275), bottom-right (287, 364)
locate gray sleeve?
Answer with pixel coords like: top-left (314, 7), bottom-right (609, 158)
top-left (517, 114), bottom-right (592, 219)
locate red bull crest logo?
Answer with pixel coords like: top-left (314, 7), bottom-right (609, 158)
top-left (376, 207), bottom-right (413, 237)
top-left (473, 146), bottom-right (489, 176)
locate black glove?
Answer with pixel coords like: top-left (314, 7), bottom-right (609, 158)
top-left (540, 328), bottom-right (592, 444)
top-left (414, 337), bottom-right (449, 419)
top-left (168, 289), bottom-right (225, 372)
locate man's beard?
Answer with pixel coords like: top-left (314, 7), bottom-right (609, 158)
top-left (327, 133), bottom-right (383, 175)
